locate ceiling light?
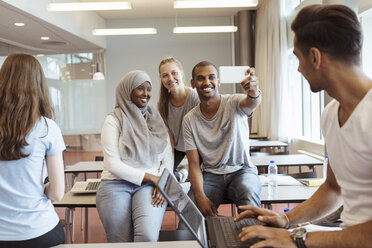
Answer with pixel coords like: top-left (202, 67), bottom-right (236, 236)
top-left (14, 22), bottom-right (25, 27)
top-left (41, 37), bottom-right (50, 40)
top-left (92, 28), bottom-right (157, 36)
top-left (46, 1), bottom-right (132, 11)
top-left (174, 0), bottom-right (258, 8)
top-left (173, 26), bottom-right (238, 33)
top-left (93, 64), bottom-right (105, 80)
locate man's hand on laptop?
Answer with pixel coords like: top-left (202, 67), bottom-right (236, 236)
top-left (195, 194), bottom-right (218, 216)
top-left (238, 225), bottom-right (296, 248)
top-left (234, 205), bottom-right (288, 228)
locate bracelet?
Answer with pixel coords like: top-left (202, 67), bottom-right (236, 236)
top-left (248, 89), bottom-right (261, 100)
top-left (284, 213), bottom-right (290, 229)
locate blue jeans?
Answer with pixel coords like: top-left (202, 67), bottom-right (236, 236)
top-left (189, 167), bottom-right (261, 212)
top-left (96, 180), bottom-right (166, 242)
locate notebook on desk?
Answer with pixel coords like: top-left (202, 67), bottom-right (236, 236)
top-left (157, 168), bottom-right (264, 248)
top-left (70, 178), bottom-right (101, 194)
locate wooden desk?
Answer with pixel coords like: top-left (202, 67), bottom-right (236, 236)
top-left (65, 161), bottom-right (103, 185)
top-left (249, 134), bottom-right (267, 140)
top-left (65, 161), bottom-right (103, 174)
top-left (53, 192), bottom-right (96, 243)
top-left (54, 179), bottom-right (319, 243)
top-left (251, 154), bottom-right (322, 169)
top-left (55, 240), bottom-right (200, 247)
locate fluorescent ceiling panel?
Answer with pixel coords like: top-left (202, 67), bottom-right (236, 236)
top-left (92, 28), bottom-right (157, 35)
top-left (174, 0), bottom-right (258, 8)
top-left (173, 26), bottom-right (238, 33)
top-left (47, 1), bottom-right (132, 11)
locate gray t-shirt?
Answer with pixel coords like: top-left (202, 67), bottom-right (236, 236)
top-left (166, 87), bottom-right (199, 152)
top-left (183, 94), bottom-right (254, 174)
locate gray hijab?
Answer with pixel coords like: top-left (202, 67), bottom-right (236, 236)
top-left (111, 70), bottom-right (168, 168)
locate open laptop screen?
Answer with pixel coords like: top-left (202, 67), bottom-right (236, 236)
top-left (158, 169), bottom-right (208, 248)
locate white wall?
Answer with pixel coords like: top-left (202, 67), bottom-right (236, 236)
top-left (105, 16), bottom-right (236, 112)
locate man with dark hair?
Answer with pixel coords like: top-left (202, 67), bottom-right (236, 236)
top-left (234, 4), bottom-right (372, 248)
top-left (183, 61), bottom-right (262, 216)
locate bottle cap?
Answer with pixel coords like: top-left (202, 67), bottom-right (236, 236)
top-left (270, 160), bottom-right (275, 163)
top-left (284, 208), bottom-right (290, 212)
top-left (325, 155), bottom-right (328, 158)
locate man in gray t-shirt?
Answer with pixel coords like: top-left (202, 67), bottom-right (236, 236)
top-left (183, 61), bottom-right (262, 216)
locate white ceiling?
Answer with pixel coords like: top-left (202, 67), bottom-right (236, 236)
top-left (89, 0), bottom-right (258, 19)
top-left (0, 0), bottom-right (259, 55)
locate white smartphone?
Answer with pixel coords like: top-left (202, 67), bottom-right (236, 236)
top-left (219, 66), bottom-right (250, 84)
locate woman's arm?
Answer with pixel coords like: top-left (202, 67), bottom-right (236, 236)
top-left (44, 152), bottom-right (65, 201)
top-left (102, 115), bottom-right (148, 185)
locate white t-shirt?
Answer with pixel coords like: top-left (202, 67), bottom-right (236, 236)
top-left (321, 89), bottom-right (372, 229)
top-left (100, 115), bottom-right (173, 185)
top-left (183, 94), bottom-right (254, 174)
top-left (0, 118), bottom-right (65, 240)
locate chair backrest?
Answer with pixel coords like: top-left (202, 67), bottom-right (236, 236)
top-left (95, 156), bottom-right (104, 161)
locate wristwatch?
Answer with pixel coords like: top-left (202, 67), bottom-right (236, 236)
top-left (290, 227), bottom-right (307, 248)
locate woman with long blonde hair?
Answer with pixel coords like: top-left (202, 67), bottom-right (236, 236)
top-left (0, 53), bottom-right (65, 247)
top-left (157, 57), bottom-right (199, 180)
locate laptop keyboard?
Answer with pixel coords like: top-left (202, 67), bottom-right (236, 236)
top-left (217, 217), bottom-right (263, 248)
top-left (85, 181), bottom-right (100, 191)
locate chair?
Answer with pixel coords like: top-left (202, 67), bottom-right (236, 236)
top-left (221, 198), bottom-right (237, 217)
top-left (95, 156), bottom-right (104, 161)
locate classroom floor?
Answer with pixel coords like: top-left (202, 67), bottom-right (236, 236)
top-left (58, 150), bottom-right (298, 244)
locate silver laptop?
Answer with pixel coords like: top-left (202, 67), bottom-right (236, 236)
top-left (157, 168), bottom-right (263, 248)
top-left (70, 178), bottom-right (101, 194)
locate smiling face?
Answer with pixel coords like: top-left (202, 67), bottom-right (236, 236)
top-left (131, 81), bottom-right (152, 108)
top-left (191, 65), bottom-right (220, 101)
top-left (159, 62), bottom-right (184, 93)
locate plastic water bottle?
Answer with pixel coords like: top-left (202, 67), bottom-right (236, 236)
top-left (268, 160), bottom-right (278, 187)
top-left (323, 155), bottom-right (328, 180)
top-left (268, 160), bottom-right (278, 196)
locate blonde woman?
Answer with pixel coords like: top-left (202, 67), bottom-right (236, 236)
top-left (158, 57), bottom-right (199, 180)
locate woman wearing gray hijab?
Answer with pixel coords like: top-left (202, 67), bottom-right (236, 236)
top-left (96, 70), bottom-right (173, 242)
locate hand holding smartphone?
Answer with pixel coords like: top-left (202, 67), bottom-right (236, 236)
top-left (219, 66), bottom-right (250, 84)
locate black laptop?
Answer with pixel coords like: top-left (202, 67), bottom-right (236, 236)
top-left (157, 168), bottom-right (263, 248)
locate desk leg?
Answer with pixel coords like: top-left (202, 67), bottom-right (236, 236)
top-left (263, 203), bottom-right (272, 210)
top-left (84, 208), bottom-right (89, 243)
top-left (71, 208), bottom-right (75, 243)
top-left (72, 173), bottom-right (77, 186)
top-left (65, 208), bottom-right (70, 244)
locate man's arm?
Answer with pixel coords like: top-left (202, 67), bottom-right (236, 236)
top-left (186, 149), bottom-right (217, 216)
top-left (239, 67), bottom-right (262, 115)
top-left (286, 162), bottom-right (343, 225)
top-left (237, 220), bottom-right (372, 248)
top-left (236, 162), bottom-right (342, 226)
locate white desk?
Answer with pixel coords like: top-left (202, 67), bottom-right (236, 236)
top-left (260, 185), bottom-right (319, 209)
top-left (55, 240), bottom-right (200, 247)
top-left (251, 154), bottom-right (322, 169)
top-left (249, 140), bottom-right (288, 150)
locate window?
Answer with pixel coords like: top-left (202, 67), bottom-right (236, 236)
top-left (286, 50), bottom-right (324, 141)
top-left (361, 9), bottom-right (372, 79)
top-left (0, 52), bottom-right (106, 135)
